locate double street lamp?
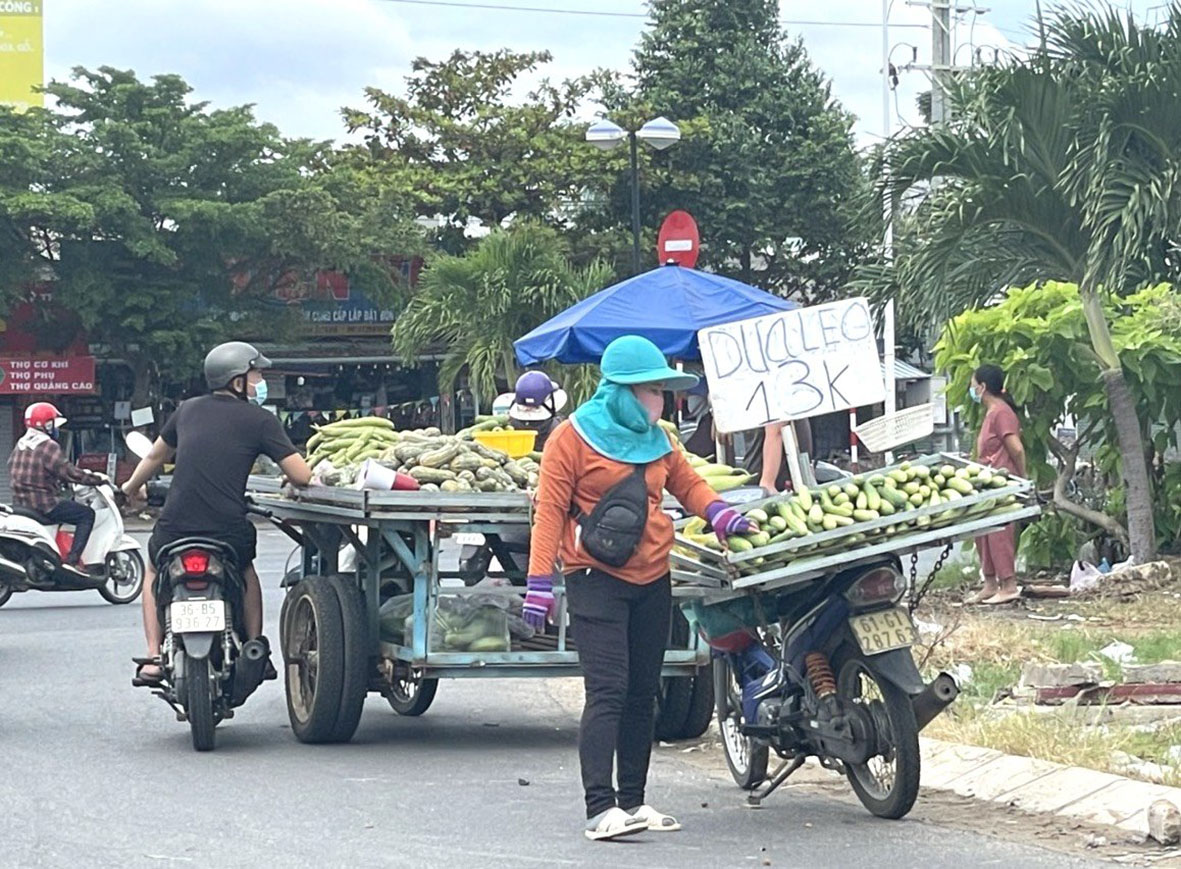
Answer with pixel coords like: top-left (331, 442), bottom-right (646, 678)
top-left (586, 116), bottom-right (681, 274)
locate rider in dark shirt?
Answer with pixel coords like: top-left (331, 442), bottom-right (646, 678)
top-left (121, 342), bottom-right (312, 683)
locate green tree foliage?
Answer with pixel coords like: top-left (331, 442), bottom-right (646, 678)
top-left (859, 5), bottom-right (1181, 559)
top-left (606, 0), bottom-right (871, 298)
top-left (0, 67), bottom-right (420, 401)
top-left (391, 223), bottom-right (611, 407)
top-left (343, 50), bottom-right (611, 257)
top-left (935, 280), bottom-right (1181, 550)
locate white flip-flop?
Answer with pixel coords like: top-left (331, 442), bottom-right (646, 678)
top-left (585, 807), bottom-right (649, 841)
top-left (629, 804), bottom-right (682, 832)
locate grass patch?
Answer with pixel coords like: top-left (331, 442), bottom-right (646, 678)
top-left (927, 711), bottom-right (1181, 787)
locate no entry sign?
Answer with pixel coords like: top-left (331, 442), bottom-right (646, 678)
top-left (657, 210), bottom-right (700, 268)
top-left (0, 356), bottom-right (96, 395)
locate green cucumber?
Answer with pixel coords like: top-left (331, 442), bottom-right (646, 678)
top-left (852, 509), bottom-right (880, 522)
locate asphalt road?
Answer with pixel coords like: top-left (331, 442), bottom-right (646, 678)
top-left (0, 525), bottom-right (1104, 869)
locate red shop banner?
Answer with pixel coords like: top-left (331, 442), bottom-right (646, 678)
top-left (0, 356), bottom-right (97, 395)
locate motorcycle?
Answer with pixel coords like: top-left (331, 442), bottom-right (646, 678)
top-left (126, 432), bottom-right (272, 751)
top-left (0, 478), bottom-right (145, 608)
top-left (700, 556), bottom-right (958, 819)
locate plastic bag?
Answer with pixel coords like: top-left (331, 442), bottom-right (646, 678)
top-left (1069, 560), bottom-right (1103, 593)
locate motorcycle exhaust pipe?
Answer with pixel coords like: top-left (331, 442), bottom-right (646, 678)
top-left (229, 638), bottom-right (270, 707)
top-left (912, 672), bottom-right (959, 732)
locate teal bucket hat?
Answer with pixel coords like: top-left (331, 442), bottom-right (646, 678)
top-left (600, 335), bottom-right (700, 391)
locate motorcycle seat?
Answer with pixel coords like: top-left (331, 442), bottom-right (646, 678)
top-left (8, 505), bottom-right (52, 524)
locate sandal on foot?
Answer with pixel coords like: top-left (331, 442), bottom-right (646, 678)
top-left (983, 589), bottom-right (1021, 605)
top-left (629, 805), bottom-right (681, 832)
top-left (585, 807), bottom-right (648, 841)
top-left (133, 662), bottom-right (163, 686)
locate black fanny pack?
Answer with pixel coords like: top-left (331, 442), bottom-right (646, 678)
top-left (571, 463), bottom-right (648, 568)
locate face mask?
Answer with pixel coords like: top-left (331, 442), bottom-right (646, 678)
top-left (969, 385), bottom-right (982, 404)
top-left (251, 379), bottom-right (268, 406)
top-left (634, 388), bottom-right (664, 424)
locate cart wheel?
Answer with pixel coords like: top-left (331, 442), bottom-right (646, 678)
top-left (655, 608), bottom-right (712, 740)
top-left (384, 666), bottom-right (438, 716)
top-left (283, 577), bottom-right (346, 743)
top-left (327, 574), bottom-right (369, 743)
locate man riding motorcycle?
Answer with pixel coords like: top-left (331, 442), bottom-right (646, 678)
top-left (121, 341), bottom-right (312, 683)
top-left (6, 401), bottom-right (106, 576)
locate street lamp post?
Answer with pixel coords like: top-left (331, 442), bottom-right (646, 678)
top-left (586, 116), bottom-right (681, 274)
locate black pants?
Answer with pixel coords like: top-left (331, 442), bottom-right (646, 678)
top-left (47, 500), bottom-right (95, 563)
top-left (566, 568), bottom-right (671, 818)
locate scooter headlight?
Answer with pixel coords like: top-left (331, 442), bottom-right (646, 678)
top-left (844, 566), bottom-right (907, 608)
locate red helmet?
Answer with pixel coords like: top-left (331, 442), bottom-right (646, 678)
top-left (24, 402), bottom-right (66, 432)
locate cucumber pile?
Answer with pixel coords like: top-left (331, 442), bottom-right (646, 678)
top-left (305, 417), bottom-right (540, 493)
top-left (676, 460), bottom-right (1027, 575)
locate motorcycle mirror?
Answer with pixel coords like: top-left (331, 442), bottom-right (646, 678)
top-left (124, 431), bottom-right (153, 460)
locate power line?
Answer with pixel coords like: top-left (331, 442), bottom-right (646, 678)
top-left (376, 0), bottom-right (927, 27)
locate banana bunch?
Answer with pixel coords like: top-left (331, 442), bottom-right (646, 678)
top-left (657, 419), bottom-right (754, 492)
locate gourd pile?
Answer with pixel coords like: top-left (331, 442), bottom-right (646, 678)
top-left (678, 460), bottom-right (1026, 572)
top-left (305, 417), bottom-right (541, 493)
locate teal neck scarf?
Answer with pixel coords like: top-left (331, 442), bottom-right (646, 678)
top-left (570, 380), bottom-right (673, 464)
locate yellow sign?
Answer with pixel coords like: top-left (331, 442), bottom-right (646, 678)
top-left (0, 1), bottom-right (43, 112)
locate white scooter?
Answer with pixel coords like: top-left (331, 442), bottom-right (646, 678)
top-left (0, 471), bottom-right (146, 608)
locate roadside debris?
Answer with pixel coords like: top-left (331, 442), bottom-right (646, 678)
top-left (1148, 799), bottom-right (1181, 846)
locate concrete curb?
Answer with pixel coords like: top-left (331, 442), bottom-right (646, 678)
top-left (919, 736), bottom-right (1181, 838)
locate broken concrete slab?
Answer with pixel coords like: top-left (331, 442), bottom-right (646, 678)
top-left (1056, 780), bottom-right (1180, 828)
top-left (1124, 662), bottom-right (1181, 684)
top-left (990, 766), bottom-right (1127, 814)
top-left (1020, 661), bottom-right (1103, 688)
top-left (938, 753), bottom-right (1059, 801)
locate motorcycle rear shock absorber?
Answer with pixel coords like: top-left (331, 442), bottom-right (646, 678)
top-left (804, 652), bottom-right (836, 698)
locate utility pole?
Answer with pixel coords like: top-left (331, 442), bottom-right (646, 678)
top-left (904, 1), bottom-right (989, 126)
top-left (930, 0), bottom-right (953, 125)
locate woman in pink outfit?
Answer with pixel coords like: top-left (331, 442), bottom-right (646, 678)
top-left (967, 364), bottom-right (1027, 605)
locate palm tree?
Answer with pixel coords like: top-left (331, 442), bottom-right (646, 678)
top-left (392, 222), bottom-right (611, 409)
top-left (854, 3), bottom-right (1181, 560)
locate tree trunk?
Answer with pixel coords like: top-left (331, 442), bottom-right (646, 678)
top-left (1078, 284), bottom-right (1156, 561)
top-left (1049, 435), bottom-right (1129, 545)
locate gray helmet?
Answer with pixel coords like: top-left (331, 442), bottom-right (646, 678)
top-left (204, 341), bottom-right (271, 391)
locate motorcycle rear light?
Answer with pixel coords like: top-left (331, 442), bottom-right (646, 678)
top-left (184, 578), bottom-right (209, 590)
top-left (845, 567), bottom-right (906, 608)
top-left (181, 550), bottom-right (210, 575)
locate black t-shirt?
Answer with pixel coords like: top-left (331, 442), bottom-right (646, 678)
top-left (157, 394), bottom-right (297, 535)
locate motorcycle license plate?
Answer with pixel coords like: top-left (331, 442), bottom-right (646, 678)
top-left (455, 533), bottom-right (485, 546)
top-left (170, 600), bottom-right (226, 634)
top-left (849, 607), bottom-right (917, 656)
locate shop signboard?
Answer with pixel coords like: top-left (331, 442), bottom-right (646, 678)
top-left (261, 259), bottom-right (422, 338)
top-left (0, 356), bottom-right (96, 395)
top-left (0, 1), bottom-right (43, 112)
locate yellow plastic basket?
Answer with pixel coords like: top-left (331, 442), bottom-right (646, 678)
top-left (473, 429), bottom-right (537, 458)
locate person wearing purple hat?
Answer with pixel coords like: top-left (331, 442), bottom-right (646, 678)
top-left (495, 371), bottom-right (567, 452)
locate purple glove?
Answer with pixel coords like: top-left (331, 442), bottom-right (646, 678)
top-left (705, 501), bottom-right (757, 541)
top-left (523, 576), bottom-right (556, 631)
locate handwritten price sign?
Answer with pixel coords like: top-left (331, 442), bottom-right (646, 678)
top-left (698, 298), bottom-right (884, 434)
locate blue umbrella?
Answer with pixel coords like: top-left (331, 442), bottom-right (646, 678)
top-left (514, 264), bottom-right (797, 365)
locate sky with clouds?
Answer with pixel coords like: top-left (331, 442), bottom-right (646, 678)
top-left (40, 1), bottom-right (1164, 148)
